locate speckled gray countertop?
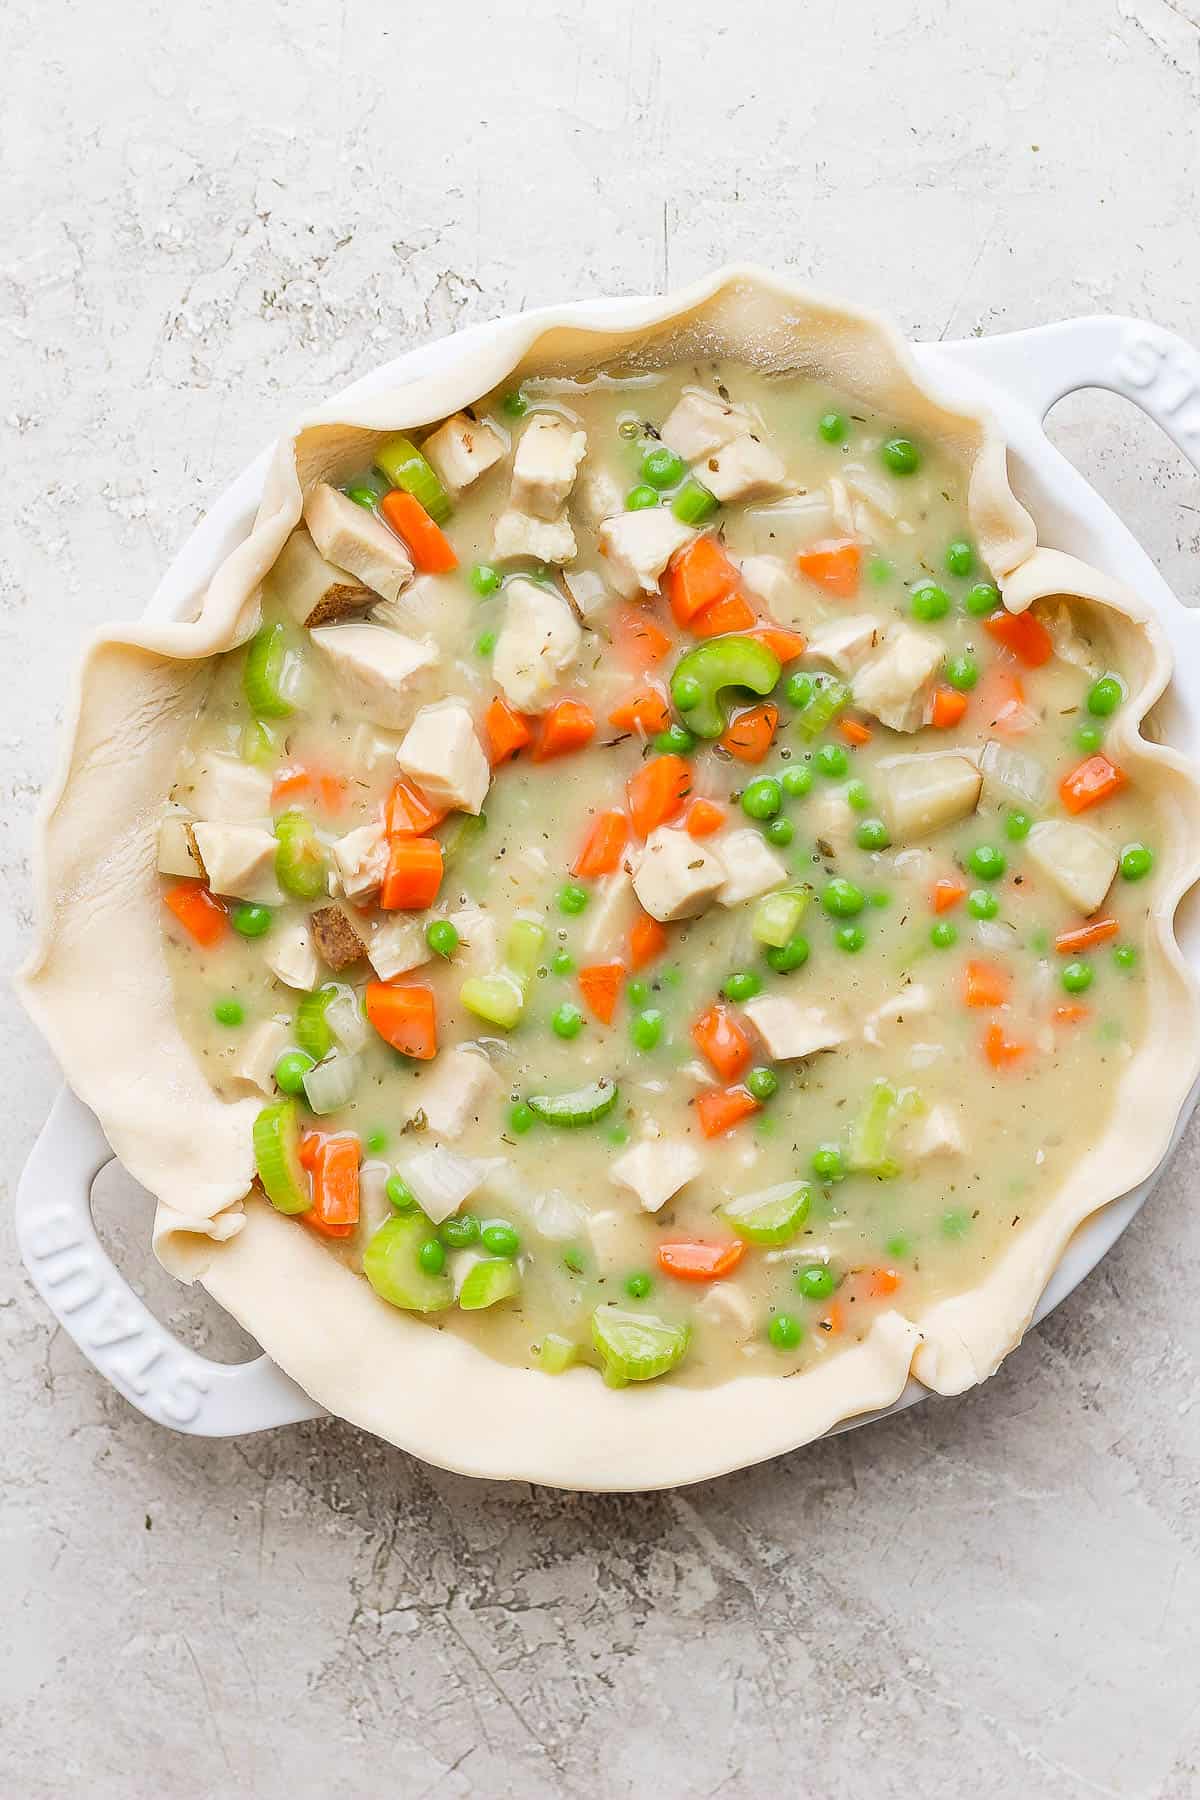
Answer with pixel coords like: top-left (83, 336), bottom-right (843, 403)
top-left (3, 2), bottom-right (1200, 1794)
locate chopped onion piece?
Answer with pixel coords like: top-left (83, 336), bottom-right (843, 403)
top-left (562, 568), bottom-right (609, 617)
top-left (302, 1051), bottom-right (361, 1116)
top-left (979, 739), bottom-right (1048, 808)
top-left (399, 1146), bottom-right (505, 1225)
top-left (325, 988), bottom-right (369, 1052)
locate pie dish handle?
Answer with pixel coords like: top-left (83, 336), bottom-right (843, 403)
top-left (938, 314), bottom-right (1200, 471)
top-left (16, 1086), bottom-right (325, 1435)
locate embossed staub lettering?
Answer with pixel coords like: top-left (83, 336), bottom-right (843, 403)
top-left (1112, 324), bottom-right (1200, 449)
top-left (24, 1204), bottom-right (210, 1425)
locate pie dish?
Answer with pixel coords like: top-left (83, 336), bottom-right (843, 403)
top-left (18, 268), bottom-right (1200, 1488)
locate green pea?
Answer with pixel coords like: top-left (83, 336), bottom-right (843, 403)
top-left (1113, 944), bottom-right (1137, 971)
top-left (782, 764), bottom-right (813, 798)
top-left (723, 970), bottom-right (762, 1003)
top-left (856, 817), bottom-right (891, 852)
top-left (965, 581), bottom-right (1001, 617)
top-left (630, 1008), bottom-right (664, 1052)
top-left (213, 998), bottom-right (244, 1027)
top-left (365, 1130), bottom-right (388, 1154)
top-left (440, 1213), bottom-right (480, 1249)
top-left (641, 445), bottom-right (685, 489)
top-left (624, 1271), bottom-right (653, 1300)
top-left (868, 557), bottom-right (893, 585)
top-left (811, 1144), bottom-right (845, 1183)
top-left (784, 672), bottom-right (815, 710)
top-left (941, 1209), bottom-right (970, 1239)
top-left (1061, 960), bottom-right (1093, 994)
top-left (822, 878), bottom-right (865, 918)
top-left (746, 1066), bottom-right (778, 1102)
top-left (661, 965), bottom-right (682, 987)
top-left (1120, 843), bottom-right (1153, 882)
top-left (551, 950), bottom-right (575, 976)
top-left (818, 411), bottom-right (848, 444)
top-left (869, 890), bottom-right (890, 909)
top-left (765, 818), bottom-right (794, 847)
top-left (386, 1174), bottom-right (418, 1212)
top-left (885, 1234), bottom-right (912, 1259)
top-left (816, 743), bottom-right (849, 778)
top-left (274, 1049), bottom-right (315, 1095)
top-left (608, 1123), bottom-right (630, 1145)
top-left (795, 1263), bottom-right (835, 1300)
top-left (930, 920), bottom-right (958, 949)
top-left (766, 934), bottom-right (810, 973)
top-left (425, 919), bottom-right (459, 959)
top-left (232, 904), bottom-right (272, 938)
top-left (881, 436), bottom-right (920, 475)
top-left (945, 653), bottom-right (979, 691)
top-left (673, 674), bottom-right (702, 712)
top-left (768, 1312), bottom-right (804, 1350)
top-left (502, 389), bottom-right (528, 418)
top-left (627, 977), bottom-right (650, 1007)
top-left (967, 844), bottom-right (1006, 881)
top-left (470, 562), bottom-right (502, 597)
top-left (482, 1221), bottom-right (520, 1257)
top-left (654, 724), bottom-right (695, 756)
top-left (558, 882), bottom-right (589, 915)
top-left (968, 889), bottom-right (999, 920)
top-left (626, 484), bottom-right (660, 511)
top-left (418, 1238), bottom-right (446, 1275)
top-left (1074, 722), bottom-right (1104, 752)
top-left (911, 582), bottom-right (950, 622)
top-left (1087, 675), bottom-right (1124, 716)
top-left (945, 539), bottom-right (974, 577)
top-left (508, 1101), bottom-right (536, 1135)
top-left (552, 1003), bottom-right (584, 1039)
top-left (563, 1247), bottom-right (586, 1274)
top-left (845, 780), bottom-right (870, 813)
top-left (1005, 809), bottom-right (1033, 841)
top-left (834, 922), bottom-right (865, 953)
top-left (475, 631), bottom-right (496, 656)
top-left (742, 776), bottom-right (782, 820)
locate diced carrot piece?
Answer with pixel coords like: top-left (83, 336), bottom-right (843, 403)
top-left (1055, 917), bottom-right (1119, 954)
top-left (690, 590), bottom-right (758, 638)
top-left (629, 913), bottom-right (667, 970)
top-left (163, 882), bottom-right (227, 948)
top-left (977, 665), bottom-right (1033, 736)
top-left (578, 962), bottom-right (625, 1025)
top-left (720, 703), bottom-right (778, 763)
top-left (696, 1085), bottom-right (760, 1137)
top-left (298, 1131), bottom-right (323, 1172)
top-left (379, 488), bottom-right (458, 573)
top-left (869, 1267), bottom-right (902, 1299)
top-left (1059, 753), bottom-right (1126, 814)
top-left (686, 797), bottom-right (726, 838)
top-left (751, 625), bottom-right (807, 663)
top-left (608, 685), bottom-right (672, 736)
top-left (572, 810), bottom-right (629, 879)
top-left (931, 877), bottom-right (967, 913)
top-left (386, 777), bottom-right (448, 835)
top-left (1054, 1003), bottom-right (1092, 1025)
top-left (690, 1003), bottom-right (754, 1082)
top-left (532, 699), bottom-right (596, 762)
top-left (380, 836), bottom-right (443, 910)
top-left (614, 608), bottom-right (672, 670)
top-left (484, 695), bottom-right (534, 766)
top-left (627, 754), bottom-right (693, 837)
top-left (963, 960), bottom-right (1010, 1008)
top-left (838, 716), bottom-right (873, 746)
top-left (664, 536), bottom-right (740, 626)
top-left (983, 607), bottom-right (1053, 668)
top-left (316, 774), bottom-right (347, 815)
top-left (656, 1239), bottom-right (747, 1283)
top-left (820, 1300), bottom-right (846, 1335)
top-left (304, 1133), bottom-right (360, 1237)
top-left (364, 982), bottom-right (438, 1059)
top-left (796, 537), bottom-right (862, 599)
top-left (930, 686), bottom-right (968, 729)
top-left (984, 1023), bottom-right (1029, 1068)
top-left (271, 768), bottom-right (312, 808)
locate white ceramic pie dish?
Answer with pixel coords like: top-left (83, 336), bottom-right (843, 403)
top-left (16, 281), bottom-right (1200, 1481)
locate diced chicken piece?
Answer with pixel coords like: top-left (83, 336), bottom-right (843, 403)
top-left (309, 623), bottom-right (438, 732)
top-left (574, 463), bottom-right (625, 527)
top-left (694, 1282), bottom-right (758, 1337)
top-left (416, 1047), bottom-right (500, 1141)
top-left (396, 701), bottom-right (490, 815)
top-left (831, 464), bottom-right (902, 538)
top-left (631, 828), bottom-right (726, 922)
top-left (331, 821), bottom-right (389, 902)
top-left (156, 815), bottom-right (204, 879)
top-left (420, 412), bottom-right (506, 497)
top-left (447, 906), bottom-right (498, 975)
top-left (862, 984), bottom-right (933, 1047)
top-left (739, 554), bottom-right (801, 617)
top-left (698, 434), bottom-right (788, 505)
top-left (875, 752), bottom-right (982, 844)
top-left (803, 615), bottom-right (884, 677)
top-left (660, 387), bottom-right (753, 461)
top-left (609, 1138), bottom-right (703, 1214)
top-left (583, 870), bottom-right (640, 957)
top-left (904, 1104), bottom-right (966, 1160)
top-left (191, 824), bottom-right (282, 905)
top-left (264, 527), bottom-right (374, 628)
top-left (1025, 819), bottom-right (1118, 916)
top-left (853, 625), bottom-right (943, 732)
top-left (364, 914), bottom-right (429, 982)
top-left (263, 921), bottom-right (321, 991)
top-left (510, 415), bottom-right (588, 520)
top-left (742, 997), bottom-right (848, 1062)
top-left (741, 493), bottom-right (836, 557)
top-left (304, 482), bottom-right (414, 604)
top-left (182, 756), bottom-right (271, 823)
top-left (809, 787), bottom-right (856, 851)
top-left (597, 510), bottom-right (696, 599)
top-left (714, 829), bottom-right (788, 908)
top-left (368, 573), bottom-right (441, 635)
top-left (492, 577), bottom-right (582, 714)
top-left (309, 905), bottom-right (367, 972)
top-left (491, 507), bottom-right (577, 565)
top-left (230, 1020), bottom-right (290, 1098)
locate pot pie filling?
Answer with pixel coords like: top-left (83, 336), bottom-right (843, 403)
top-left (158, 362), bottom-right (1156, 1388)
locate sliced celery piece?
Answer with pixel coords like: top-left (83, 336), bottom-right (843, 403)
top-left (373, 434), bottom-right (452, 523)
top-left (504, 916), bottom-right (546, 988)
top-left (241, 719), bottom-right (278, 766)
top-left (244, 623), bottom-right (298, 719)
top-left (591, 1308), bottom-right (690, 1382)
top-left (537, 1333), bottom-right (577, 1374)
top-left (252, 1099), bottom-right (310, 1214)
top-left (274, 811), bottom-right (327, 901)
top-left (296, 985), bottom-right (338, 1061)
top-left (847, 1079), bottom-right (903, 1178)
top-left (460, 974), bottom-right (524, 1030)
top-left (671, 477), bottom-right (719, 526)
top-left (719, 1181), bottom-right (813, 1246)
top-left (458, 1258), bottom-right (521, 1311)
top-left (670, 636), bottom-right (781, 739)
top-left (442, 810), bottom-right (487, 870)
top-left (363, 1214), bottom-right (454, 1312)
top-left (526, 1080), bottom-right (619, 1128)
top-left (752, 887), bottom-right (811, 949)
top-left (794, 676), bottom-right (850, 742)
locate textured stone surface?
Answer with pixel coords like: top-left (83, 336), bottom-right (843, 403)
top-left (3, 1), bottom-right (1200, 1794)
